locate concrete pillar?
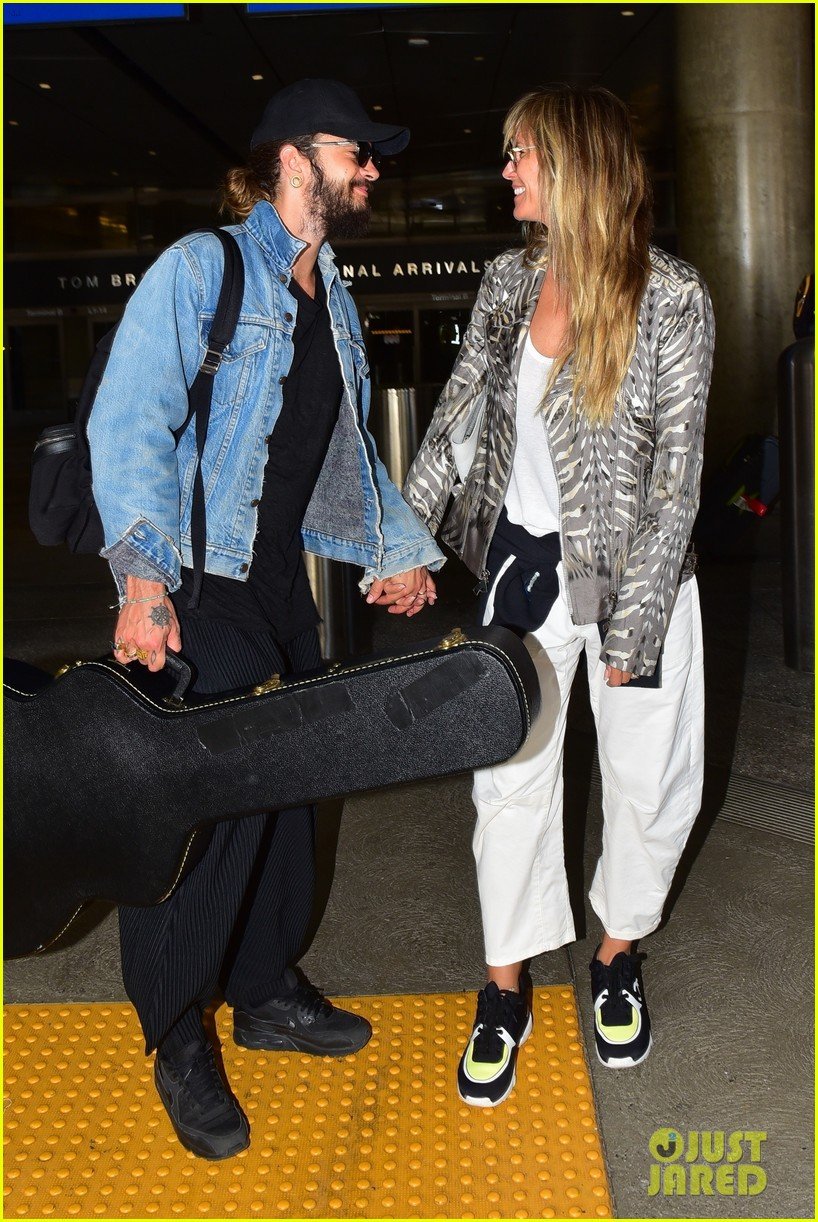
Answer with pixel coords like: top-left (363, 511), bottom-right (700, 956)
top-left (675, 3), bottom-right (813, 472)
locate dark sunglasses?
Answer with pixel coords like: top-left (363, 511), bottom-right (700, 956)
top-left (310, 139), bottom-right (381, 169)
top-left (355, 142), bottom-right (381, 169)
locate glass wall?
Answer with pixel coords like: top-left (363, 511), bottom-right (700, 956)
top-left (4, 191), bottom-right (222, 256)
top-left (4, 307), bottom-right (121, 422)
top-left (419, 309), bottom-right (472, 383)
top-left (365, 310), bottom-right (415, 387)
top-left (5, 323), bottom-right (63, 416)
top-left (5, 162), bottom-right (677, 255)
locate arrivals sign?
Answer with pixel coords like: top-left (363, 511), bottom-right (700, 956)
top-left (4, 241), bottom-right (516, 309)
top-left (334, 243), bottom-right (512, 293)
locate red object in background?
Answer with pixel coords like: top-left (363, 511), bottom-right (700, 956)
top-left (740, 495), bottom-right (770, 517)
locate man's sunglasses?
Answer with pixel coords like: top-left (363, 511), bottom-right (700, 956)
top-left (309, 140), bottom-right (381, 169)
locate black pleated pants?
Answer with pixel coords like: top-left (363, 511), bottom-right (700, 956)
top-left (118, 616), bottom-right (322, 1054)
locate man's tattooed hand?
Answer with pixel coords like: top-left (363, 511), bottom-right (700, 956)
top-left (150, 604), bottom-right (172, 628)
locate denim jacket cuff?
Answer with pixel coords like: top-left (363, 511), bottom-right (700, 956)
top-left (101, 520), bottom-right (182, 598)
top-left (359, 545), bottom-right (445, 594)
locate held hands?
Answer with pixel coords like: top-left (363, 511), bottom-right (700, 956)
top-left (112, 577), bottom-right (182, 672)
top-left (604, 665), bottom-right (633, 687)
top-left (365, 566), bottom-right (437, 617)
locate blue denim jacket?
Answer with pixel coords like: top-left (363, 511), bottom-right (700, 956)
top-left (88, 201), bottom-right (444, 595)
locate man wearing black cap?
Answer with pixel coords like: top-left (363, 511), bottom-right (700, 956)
top-left (89, 80), bottom-right (443, 1159)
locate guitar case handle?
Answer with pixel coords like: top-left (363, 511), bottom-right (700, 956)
top-left (164, 650), bottom-right (193, 703)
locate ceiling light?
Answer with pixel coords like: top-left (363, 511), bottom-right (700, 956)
top-left (463, 128), bottom-right (472, 134)
top-left (408, 37), bottom-right (429, 47)
top-left (372, 104), bottom-right (383, 112)
top-left (9, 119), bottom-right (19, 126)
top-left (38, 82), bottom-right (51, 90)
top-left (621, 8), bottom-right (635, 14)
top-left (148, 150), bottom-right (157, 157)
top-left (251, 73), bottom-right (263, 81)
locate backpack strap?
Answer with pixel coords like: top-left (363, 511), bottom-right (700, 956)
top-left (184, 228), bottom-right (244, 610)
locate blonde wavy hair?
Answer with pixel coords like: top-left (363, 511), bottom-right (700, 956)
top-left (503, 85), bottom-right (652, 427)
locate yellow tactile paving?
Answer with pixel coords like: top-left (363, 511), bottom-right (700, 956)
top-left (4, 990), bottom-right (611, 1218)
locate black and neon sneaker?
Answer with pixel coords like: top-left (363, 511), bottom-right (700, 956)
top-left (589, 950), bottom-right (652, 1068)
top-left (457, 979), bottom-right (533, 1107)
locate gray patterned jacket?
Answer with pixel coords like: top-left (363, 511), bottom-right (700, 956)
top-left (404, 245), bottom-right (715, 676)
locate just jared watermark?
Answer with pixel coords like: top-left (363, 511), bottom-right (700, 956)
top-left (647, 1128), bottom-right (767, 1197)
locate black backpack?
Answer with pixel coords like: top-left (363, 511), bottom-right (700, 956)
top-left (28, 227), bottom-right (244, 607)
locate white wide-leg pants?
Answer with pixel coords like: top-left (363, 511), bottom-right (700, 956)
top-left (473, 564), bottom-right (705, 967)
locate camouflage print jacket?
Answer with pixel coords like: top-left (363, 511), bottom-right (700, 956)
top-left (403, 245), bottom-right (715, 677)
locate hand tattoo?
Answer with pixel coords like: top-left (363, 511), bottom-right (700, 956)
top-left (149, 604), bottom-right (171, 628)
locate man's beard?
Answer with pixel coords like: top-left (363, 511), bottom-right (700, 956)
top-left (308, 161), bottom-right (372, 239)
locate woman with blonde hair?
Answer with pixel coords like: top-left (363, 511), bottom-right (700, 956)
top-left (404, 85), bottom-right (714, 1106)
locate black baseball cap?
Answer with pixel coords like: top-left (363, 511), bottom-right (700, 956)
top-left (250, 78), bottom-right (409, 155)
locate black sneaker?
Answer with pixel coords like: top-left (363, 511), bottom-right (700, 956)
top-left (154, 1040), bottom-right (250, 1160)
top-left (589, 950), bottom-right (652, 1067)
top-left (233, 970), bottom-right (372, 1057)
top-left (457, 979), bottom-right (533, 1107)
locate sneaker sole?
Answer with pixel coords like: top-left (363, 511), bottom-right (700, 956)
top-left (596, 1032), bottom-right (653, 1069)
top-left (233, 1023), bottom-right (372, 1058)
top-left (457, 1010), bottom-right (533, 1108)
top-left (154, 1066), bottom-right (250, 1161)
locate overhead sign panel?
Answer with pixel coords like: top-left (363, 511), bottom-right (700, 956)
top-left (247, 4), bottom-right (395, 12)
top-left (4, 4), bottom-right (390, 24)
top-left (5, 242), bottom-right (516, 308)
top-left (4, 4), bottom-right (186, 25)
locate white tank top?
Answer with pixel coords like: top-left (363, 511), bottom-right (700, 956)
top-left (505, 332), bottom-right (562, 537)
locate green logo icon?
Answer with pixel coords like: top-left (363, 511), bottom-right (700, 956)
top-left (649, 1128), bottom-right (682, 1161)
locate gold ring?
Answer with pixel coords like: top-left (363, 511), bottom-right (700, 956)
top-left (115, 639), bottom-right (148, 662)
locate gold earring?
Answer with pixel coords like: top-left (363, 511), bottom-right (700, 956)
top-left (290, 174), bottom-right (303, 188)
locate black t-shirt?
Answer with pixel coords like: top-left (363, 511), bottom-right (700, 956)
top-left (173, 272), bottom-right (343, 639)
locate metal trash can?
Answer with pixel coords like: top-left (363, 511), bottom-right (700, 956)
top-left (304, 552), bottom-right (370, 662)
top-left (370, 387), bottom-right (421, 487)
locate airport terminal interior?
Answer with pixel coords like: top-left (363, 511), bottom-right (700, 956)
top-left (3, 3), bottom-right (814, 1218)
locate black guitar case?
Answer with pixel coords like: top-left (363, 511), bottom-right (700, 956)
top-left (4, 627), bottom-right (545, 959)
